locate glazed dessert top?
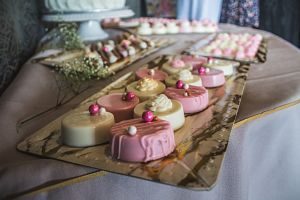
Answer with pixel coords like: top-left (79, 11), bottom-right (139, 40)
top-left (97, 93), bottom-right (139, 110)
top-left (111, 118), bottom-right (171, 137)
top-left (62, 111), bottom-right (112, 127)
top-left (165, 85), bottom-right (207, 98)
top-left (145, 94), bottom-right (173, 112)
top-left (136, 78), bottom-right (159, 91)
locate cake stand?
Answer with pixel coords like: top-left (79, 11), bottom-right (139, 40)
top-left (42, 8), bottom-right (134, 41)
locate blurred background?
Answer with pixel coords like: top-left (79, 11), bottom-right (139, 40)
top-left (0, 0), bottom-right (299, 94)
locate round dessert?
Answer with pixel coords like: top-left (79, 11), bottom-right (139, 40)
top-left (110, 115), bottom-right (175, 163)
top-left (62, 105), bottom-right (115, 147)
top-left (165, 69), bottom-right (202, 87)
top-left (179, 21), bottom-right (192, 33)
top-left (137, 22), bottom-right (152, 35)
top-left (44, 0), bottom-right (126, 12)
top-left (126, 78), bottom-right (166, 101)
top-left (166, 22), bottom-right (179, 34)
top-left (135, 68), bottom-right (168, 82)
top-left (197, 67), bottom-right (225, 88)
top-left (180, 55), bottom-right (207, 69)
top-left (204, 58), bottom-right (235, 76)
top-left (162, 58), bottom-right (193, 75)
top-left (97, 92), bottom-right (139, 123)
top-left (152, 22), bottom-right (167, 34)
top-left (134, 94), bottom-right (185, 130)
top-left (165, 85), bottom-right (209, 113)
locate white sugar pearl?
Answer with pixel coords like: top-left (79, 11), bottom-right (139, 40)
top-left (148, 69), bottom-right (155, 76)
top-left (140, 42), bottom-right (147, 49)
top-left (99, 107), bottom-right (106, 115)
top-left (127, 126), bottom-right (137, 136)
top-left (183, 83), bottom-right (189, 90)
top-left (205, 68), bottom-right (210, 73)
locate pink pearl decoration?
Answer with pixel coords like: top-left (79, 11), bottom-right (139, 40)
top-left (142, 111), bottom-right (155, 122)
top-left (123, 92), bottom-right (135, 101)
top-left (176, 80), bottom-right (184, 89)
top-left (207, 57), bottom-right (213, 64)
top-left (198, 66), bottom-right (206, 75)
top-left (103, 46), bottom-right (110, 52)
top-left (89, 104), bottom-right (100, 116)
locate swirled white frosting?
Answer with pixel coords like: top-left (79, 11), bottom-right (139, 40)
top-left (136, 78), bottom-right (158, 91)
top-left (176, 69), bottom-right (193, 81)
top-left (145, 94), bottom-right (172, 112)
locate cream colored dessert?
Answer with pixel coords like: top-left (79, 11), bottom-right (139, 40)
top-left (126, 78), bottom-right (166, 101)
top-left (165, 69), bottom-right (202, 87)
top-left (61, 109), bottom-right (115, 147)
top-left (204, 59), bottom-right (237, 76)
top-left (137, 22), bottom-right (152, 35)
top-left (162, 58), bottom-right (193, 75)
top-left (134, 94), bottom-right (185, 130)
top-left (166, 22), bottom-right (179, 34)
top-left (152, 22), bottom-right (167, 34)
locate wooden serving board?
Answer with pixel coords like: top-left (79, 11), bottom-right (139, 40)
top-left (17, 55), bottom-right (250, 190)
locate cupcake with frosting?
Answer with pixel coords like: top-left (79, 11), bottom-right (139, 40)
top-left (134, 94), bottom-right (185, 130)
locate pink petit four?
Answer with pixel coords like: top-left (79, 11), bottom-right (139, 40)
top-left (164, 84), bottom-right (209, 113)
top-left (135, 68), bottom-right (168, 82)
top-left (97, 92), bottom-right (139, 122)
top-left (110, 116), bottom-right (175, 162)
top-left (197, 67), bottom-right (225, 88)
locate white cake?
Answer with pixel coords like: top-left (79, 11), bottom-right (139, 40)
top-left (44, 0), bottom-right (126, 12)
top-left (204, 59), bottom-right (237, 76)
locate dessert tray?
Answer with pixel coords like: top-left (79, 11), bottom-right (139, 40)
top-left (184, 33), bottom-right (268, 63)
top-left (39, 33), bottom-right (173, 78)
top-left (18, 55), bottom-right (250, 190)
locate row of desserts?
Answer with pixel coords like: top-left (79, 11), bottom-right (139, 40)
top-left (84, 33), bottom-right (155, 65)
top-left (61, 56), bottom-right (237, 163)
top-left (137, 20), bottom-right (218, 35)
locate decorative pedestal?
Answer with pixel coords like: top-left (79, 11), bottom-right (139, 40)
top-left (42, 8), bottom-right (134, 41)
